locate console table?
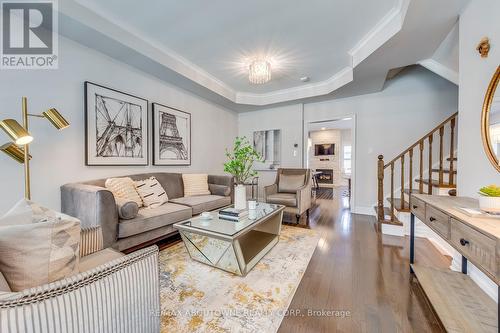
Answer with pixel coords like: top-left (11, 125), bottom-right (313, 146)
top-left (410, 194), bottom-right (499, 332)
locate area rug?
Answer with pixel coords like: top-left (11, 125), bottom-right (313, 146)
top-left (158, 225), bottom-right (320, 333)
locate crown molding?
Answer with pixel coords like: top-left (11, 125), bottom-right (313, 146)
top-left (418, 59), bottom-right (459, 85)
top-left (62, 0), bottom-right (411, 106)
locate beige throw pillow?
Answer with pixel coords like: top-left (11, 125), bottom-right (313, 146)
top-left (0, 200), bottom-right (80, 291)
top-left (135, 176), bottom-right (168, 208)
top-left (182, 174), bottom-right (211, 197)
top-left (105, 177), bottom-right (143, 207)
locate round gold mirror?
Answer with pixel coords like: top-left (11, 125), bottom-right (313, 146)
top-left (482, 66), bottom-right (500, 172)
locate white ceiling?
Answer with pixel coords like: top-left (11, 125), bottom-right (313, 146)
top-left (59, 0), bottom-right (468, 110)
top-left (76, 0), bottom-right (396, 94)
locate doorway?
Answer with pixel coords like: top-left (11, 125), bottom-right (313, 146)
top-left (304, 117), bottom-right (355, 207)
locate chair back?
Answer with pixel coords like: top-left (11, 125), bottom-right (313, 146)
top-left (275, 168), bottom-right (311, 193)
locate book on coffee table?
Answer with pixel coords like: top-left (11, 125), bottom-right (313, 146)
top-left (218, 207), bottom-right (248, 221)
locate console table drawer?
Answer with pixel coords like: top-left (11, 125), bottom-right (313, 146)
top-left (410, 196), bottom-right (426, 221)
top-left (450, 218), bottom-right (497, 278)
top-left (425, 206), bottom-right (450, 239)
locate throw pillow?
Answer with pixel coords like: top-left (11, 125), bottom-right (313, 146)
top-left (209, 183), bottom-right (231, 196)
top-left (115, 198), bottom-right (139, 219)
top-left (135, 176), bottom-right (168, 208)
top-left (182, 174), bottom-right (211, 197)
top-left (0, 199), bottom-right (80, 291)
top-left (105, 177), bottom-right (143, 207)
top-left (279, 174), bottom-right (306, 193)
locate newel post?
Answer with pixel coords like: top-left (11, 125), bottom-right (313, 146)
top-left (377, 155), bottom-right (384, 221)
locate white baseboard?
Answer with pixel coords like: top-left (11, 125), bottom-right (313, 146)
top-left (352, 206), bottom-right (375, 216)
top-left (381, 223), bottom-right (404, 236)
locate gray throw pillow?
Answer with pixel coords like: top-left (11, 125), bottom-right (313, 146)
top-left (209, 184), bottom-right (231, 196)
top-left (279, 174), bottom-right (306, 193)
top-left (115, 198), bottom-right (139, 220)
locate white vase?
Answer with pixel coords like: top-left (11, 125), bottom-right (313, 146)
top-left (479, 196), bottom-right (500, 214)
top-left (234, 184), bottom-right (247, 210)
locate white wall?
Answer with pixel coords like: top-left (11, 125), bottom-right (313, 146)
top-left (238, 104), bottom-right (303, 198)
top-left (0, 36), bottom-right (238, 214)
top-left (457, 0), bottom-right (500, 196)
top-left (304, 66), bottom-right (458, 213)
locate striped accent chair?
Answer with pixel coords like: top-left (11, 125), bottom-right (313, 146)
top-left (0, 226), bottom-right (160, 333)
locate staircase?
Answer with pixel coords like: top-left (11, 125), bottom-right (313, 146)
top-left (376, 112), bottom-right (458, 226)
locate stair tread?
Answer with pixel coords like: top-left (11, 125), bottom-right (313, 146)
top-left (373, 206), bottom-right (404, 226)
top-left (431, 168), bottom-right (457, 174)
top-left (415, 178), bottom-right (456, 188)
top-left (385, 197), bottom-right (411, 212)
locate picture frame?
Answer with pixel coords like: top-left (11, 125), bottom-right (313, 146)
top-left (253, 129), bottom-right (281, 170)
top-left (84, 81), bottom-right (149, 166)
top-left (152, 102), bottom-right (191, 166)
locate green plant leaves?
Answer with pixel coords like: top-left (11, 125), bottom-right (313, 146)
top-left (223, 136), bottom-right (262, 184)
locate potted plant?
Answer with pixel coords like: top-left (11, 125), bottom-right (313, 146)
top-left (224, 136), bottom-right (262, 210)
top-left (479, 185), bottom-right (500, 214)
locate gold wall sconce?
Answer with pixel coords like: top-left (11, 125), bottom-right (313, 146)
top-left (477, 37), bottom-right (491, 58)
top-left (0, 97), bottom-right (69, 199)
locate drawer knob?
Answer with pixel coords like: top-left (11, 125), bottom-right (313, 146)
top-left (429, 217), bottom-right (436, 222)
top-left (459, 238), bottom-right (470, 246)
top-left (412, 205), bottom-right (418, 209)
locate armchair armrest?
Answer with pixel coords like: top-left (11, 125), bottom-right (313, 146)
top-left (61, 183), bottom-right (118, 249)
top-left (80, 225), bottom-right (104, 257)
top-left (0, 246), bottom-right (160, 333)
top-left (295, 182), bottom-right (312, 215)
top-left (264, 184), bottom-right (278, 202)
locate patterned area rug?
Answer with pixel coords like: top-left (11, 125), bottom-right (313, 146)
top-left (159, 225), bottom-right (319, 333)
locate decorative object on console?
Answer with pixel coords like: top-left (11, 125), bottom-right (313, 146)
top-left (476, 37), bottom-right (491, 58)
top-left (152, 103), bottom-right (191, 166)
top-left (85, 82), bottom-right (148, 166)
top-left (224, 137), bottom-right (262, 210)
top-left (135, 176), bottom-right (168, 208)
top-left (478, 184), bottom-right (500, 214)
top-left (253, 129), bottom-right (281, 170)
top-left (0, 97), bottom-right (69, 199)
top-left (481, 66), bottom-right (500, 172)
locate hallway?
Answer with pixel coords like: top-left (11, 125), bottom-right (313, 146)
top-left (278, 187), bottom-right (449, 332)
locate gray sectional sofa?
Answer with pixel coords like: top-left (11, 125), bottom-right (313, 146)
top-left (61, 173), bottom-right (233, 251)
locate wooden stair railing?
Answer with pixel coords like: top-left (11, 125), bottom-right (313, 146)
top-left (377, 112), bottom-right (458, 223)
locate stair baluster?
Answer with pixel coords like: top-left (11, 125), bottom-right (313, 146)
top-left (419, 141), bottom-right (424, 194)
top-left (428, 134), bottom-right (433, 195)
top-left (409, 148), bottom-right (413, 208)
top-left (390, 162), bottom-right (394, 222)
top-left (449, 118), bottom-right (456, 185)
top-left (377, 155), bottom-right (384, 222)
top-left (439, 126), bottom-right (444, 185)
top-left (400, 155), bottom-right (405, 210)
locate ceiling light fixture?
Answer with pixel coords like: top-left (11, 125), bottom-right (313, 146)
top-left (249, 59), bottom-right (271, 84)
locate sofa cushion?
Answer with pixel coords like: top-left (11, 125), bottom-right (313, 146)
top-left (115, 198), bottom-right (139, 220)
top-left (105, 177), bottom-right (143, 207)
top-left (182, 174), bottom-right (211, 197)
top-left (209, 184), bottom-right (231, 196)
top-left (170, 195), bottom-right (231, 215)
top-left (0, 200), bottom-right (80, 291)
top-left (279, 174), bottom-right (305, 193)
top-left (118, 203), bottom-right (192, 238)
top-left (135, 176), bottom-right (168, 208)
top-left (79, 248), bottom-right (124, 273)
top-left (266, 193), bottom-right (297, 207)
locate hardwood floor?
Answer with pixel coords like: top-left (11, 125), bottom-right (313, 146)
top-left (278, 187), bottom-right (450, 333)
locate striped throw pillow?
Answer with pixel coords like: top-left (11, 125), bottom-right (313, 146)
top-left (182, 174), bottom-right (211, 197)
top-left (135, 177), bottom-right (168, 208)
top-left (105, 177), bottom-right (143, 207)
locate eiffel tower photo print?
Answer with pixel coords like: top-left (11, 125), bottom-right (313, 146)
top-left (85, 82), bottom-right (148, 165)
top-left (152, 103), bottom-right (191, 166)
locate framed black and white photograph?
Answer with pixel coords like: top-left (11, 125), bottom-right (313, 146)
top-left (253, 129), bottom-right (281, 170)
top-left (84, 82), bottom-right (148, 166)
top-left (152, 103), bottom-right (191, 166)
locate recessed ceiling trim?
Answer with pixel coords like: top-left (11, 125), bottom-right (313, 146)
top-left (418, 59), bottom-right (459, 85)
top-left (62, 0), bottom-right (410, 106)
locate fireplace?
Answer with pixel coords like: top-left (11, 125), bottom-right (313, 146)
top-left (316, 169), bottom-right (334, 184)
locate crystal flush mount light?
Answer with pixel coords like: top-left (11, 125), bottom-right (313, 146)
top-left (248, 59), bottom-right (271, 84)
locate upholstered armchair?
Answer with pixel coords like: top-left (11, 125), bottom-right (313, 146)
top-left (264, 168), bottom-right (312, 223)
top-left (0, 226), bottom-right (160, 333)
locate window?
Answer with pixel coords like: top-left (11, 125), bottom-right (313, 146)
top-left (343, 145), bottom-right (352, 174)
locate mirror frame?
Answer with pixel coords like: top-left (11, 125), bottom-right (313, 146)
top-left (481, 66), bottom-right (500, 172)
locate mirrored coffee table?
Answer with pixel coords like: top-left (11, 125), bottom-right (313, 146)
top-left (173, 202), bottom-right (284, 276)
